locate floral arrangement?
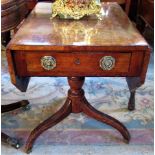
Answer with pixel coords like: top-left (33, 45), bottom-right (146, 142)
top-left (65, 0), bottom-right (92, 8)
top-left (51, 0), bottom-right (101, 20)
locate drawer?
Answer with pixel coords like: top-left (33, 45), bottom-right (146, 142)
top-left (14, 51), bottom-right (134, 77)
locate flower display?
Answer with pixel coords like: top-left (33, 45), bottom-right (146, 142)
top-left (65, 0), bottom-right (92, 8)
top-left (51, 0), bottom-right (101, 20)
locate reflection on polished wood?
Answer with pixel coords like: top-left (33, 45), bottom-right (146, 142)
top-left (8, 2), bottom-right (147, 50)
top-left (6, 2), bottom-right (150, 154)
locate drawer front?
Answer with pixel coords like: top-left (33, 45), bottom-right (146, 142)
top-left (14, 51), bottom-right (132, 76)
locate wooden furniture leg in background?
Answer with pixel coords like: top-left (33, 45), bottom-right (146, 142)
top-left (126, 77), bottom-right (142, 111)
top-left (2, 100), bottom-right (30, 149)
top-left (128, 90), bottom-right (136, 111)
top-left (25, 77), bottom-right (130, 153)
top-left (1, 31), bottom-right (11, 46)
top-left (2, 132), bottom-right (20, 149)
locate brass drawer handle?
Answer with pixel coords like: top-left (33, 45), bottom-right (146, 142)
top-left (41, 56), bottom-right (56, 70)
top-left (100, 56), bottom-right (115, 70)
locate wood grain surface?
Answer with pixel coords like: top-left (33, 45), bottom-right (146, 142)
top-left (7, 2), bottom-right (148, 51)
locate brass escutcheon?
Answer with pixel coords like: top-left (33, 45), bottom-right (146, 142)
top-left (100, 56), bottom-right (115, 70)
top-left (41, 56), bottom-right (56, 70)
top-left (74, 58), bottom-right (80, 65)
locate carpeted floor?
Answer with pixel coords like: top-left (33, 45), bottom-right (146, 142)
top-left (1, 46), bottom-right (154, 155)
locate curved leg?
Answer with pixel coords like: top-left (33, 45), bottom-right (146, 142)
top-left (128, 91), bottom-right (135, 111)
top-left (1, 132), bottom-right (20, 149)
top-left (126, 77), bottom-right (141, 111)
top-left (24, 76), bottom-right (131, 153)
top-left (82, 99), bottom-right (130, 142)
top-left (1, 100), bottom-right (29, 149)
top-left (2, 100), bottom-right (29, 113)
top-left (24, 99), bottom-right (72, 153)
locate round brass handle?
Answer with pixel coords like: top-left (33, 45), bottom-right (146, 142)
top-left (41, 56), bottom-right (56, 70)
top-left (100, 56), bottom-right (115, 70)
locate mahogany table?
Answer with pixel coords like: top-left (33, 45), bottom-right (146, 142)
top-left (6, 2), bottom-right (150, 153)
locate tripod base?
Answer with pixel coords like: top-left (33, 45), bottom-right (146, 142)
top-left (25, 77), bottom-right (130, 153)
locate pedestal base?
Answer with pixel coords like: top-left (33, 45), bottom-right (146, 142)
top-left (25, 77), bottom-right (130, 153)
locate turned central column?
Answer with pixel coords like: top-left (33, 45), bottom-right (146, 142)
top-left (67, 77), bottom-right (85, 113)
top-left (25, 76), bottom-right (130, 153)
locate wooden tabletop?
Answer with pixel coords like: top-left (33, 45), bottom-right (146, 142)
top-left (7, 2), bottom-right (148, 51)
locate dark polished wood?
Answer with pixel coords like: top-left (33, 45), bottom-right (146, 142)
top-left (25, 98), bottom-right (72, 153)
top-left (1, 0), bottom-right (28, 32)
top-left (136, 0), bottom-right (154, 39)
top-left (7, 2), bottom-right (149, 51)
top-left (1, 132), bottom-right (20, 149)
top-left (26, 0), bottom-right (37, 10)
top-left (126, 77), bottom-right (141, 110)
top-left (1, 31), bottom-right (11, 46)
top-left (6, 49), bottom-right (30, 92)
top-left (2, 100), bottom-right (29, 113)
top-left (1, 0), bottom-right (28, 45)
top-left (14, 52), bottom-right (133, 76)
top-left (2, 100), bottom-right (30, 149)
top-left (6, 2), bottom-right (150, 153)
top-left (1, 0), bottom-right (30, 148)
top-left (25, 77), bottom-right (130, 153)
top-left (138, 0), bottom-right (154, 28)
